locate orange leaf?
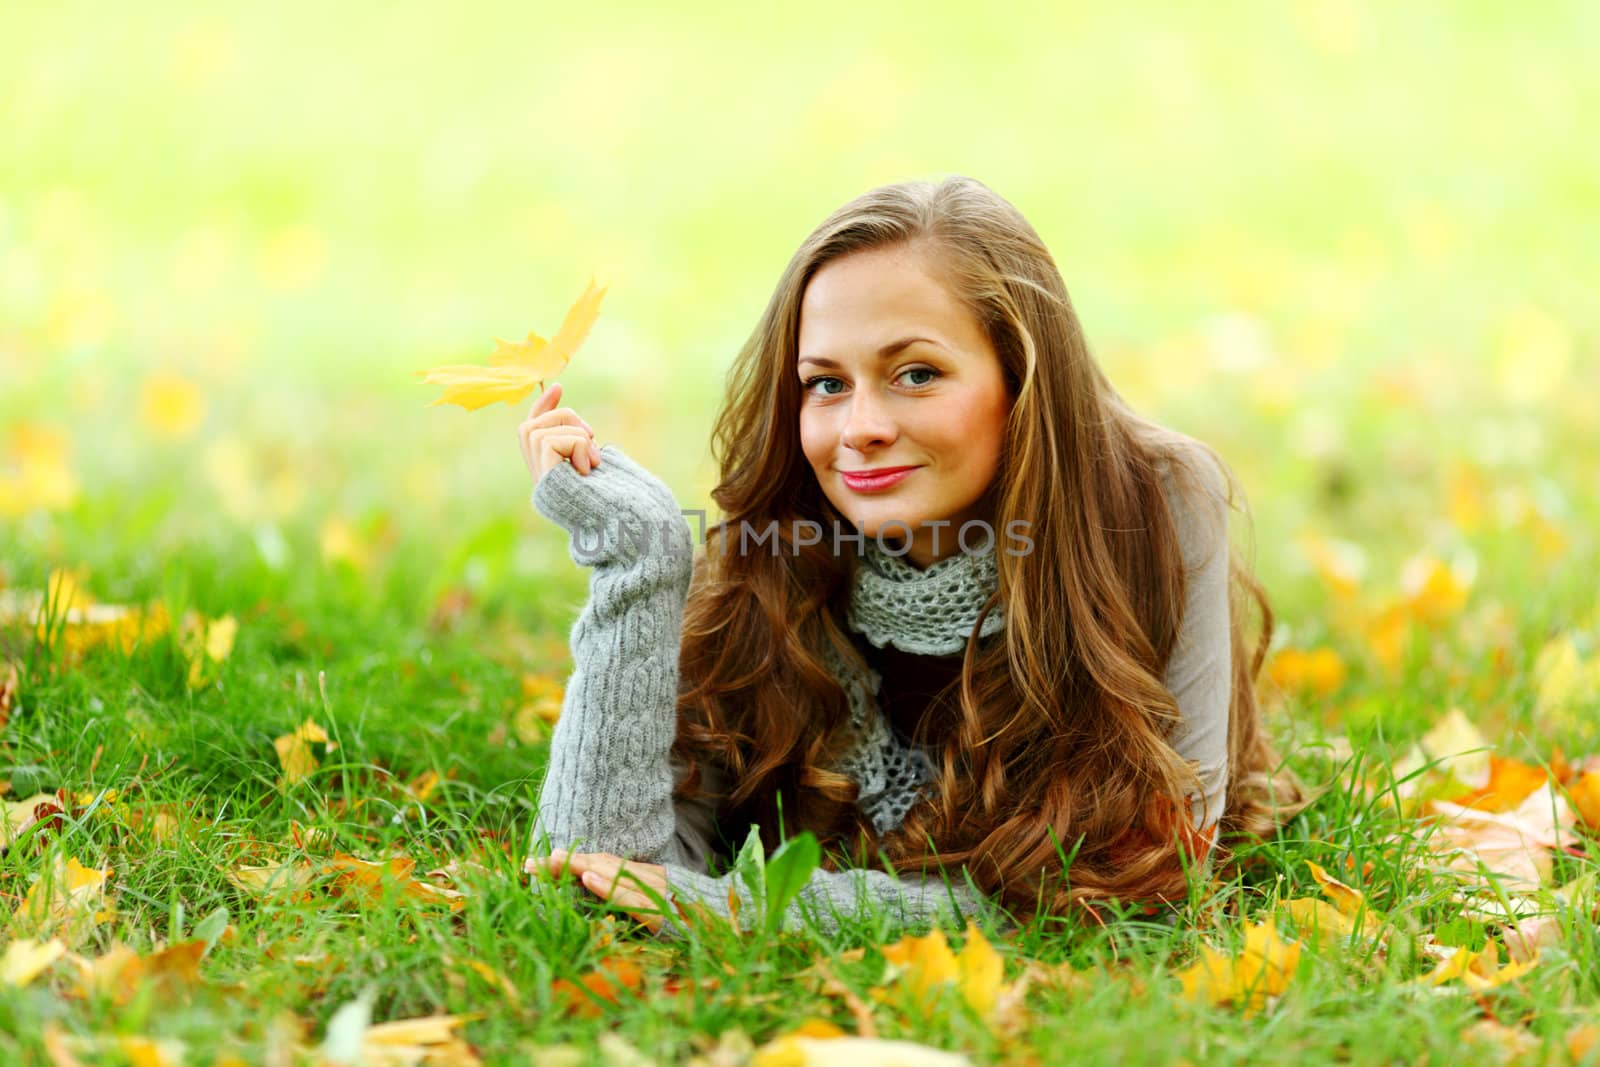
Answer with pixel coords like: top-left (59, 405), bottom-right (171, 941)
top-left (1569, 772), bottom-right (1600, 829)
top-left (550, 957), bottom-right (644, 1018)
top-left (1449, 754), bottom-right (1549, 813)
top-left (328, 854), bottom-right (465, 911)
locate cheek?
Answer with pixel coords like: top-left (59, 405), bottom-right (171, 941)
top-left (798, 413), bottom-right (830, 470)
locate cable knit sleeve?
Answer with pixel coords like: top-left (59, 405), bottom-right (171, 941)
top-left (653, 858), bottom-right (1003, 941)
top-left (1160, 448), bottom-right (1233, 833)
top-left (526, 443), bottom-right (716, 869)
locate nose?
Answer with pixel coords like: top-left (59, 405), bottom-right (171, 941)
top-left (840, 387), bottom-right (899, 455)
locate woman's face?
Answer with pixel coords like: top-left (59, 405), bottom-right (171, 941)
top-left (797, 242), bottom-right (1012, 569)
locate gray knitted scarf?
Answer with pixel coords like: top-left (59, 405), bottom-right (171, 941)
top-left (827, 538), bottom-right (1005, 833)
top-left (846, 537), bottom-right (1005, 655)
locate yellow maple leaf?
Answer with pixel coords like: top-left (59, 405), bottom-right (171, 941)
top-left (1281, 861), bottom-right (1384, 946)
top-left (417, 276), bottom-right (607, 411)
top-left (879, 922), bottom-right (1006, 1023)
top-left (13, 856), bottom-right (115, 945)
top-left (273, 719), bottom-right (336, 790)
top-left (1305, 861), bottom-right (1369, 921)
top-left (1415, 943), bottom-right (1539, 991)
top-left (1176, 919), bottom-right (1301, 1014)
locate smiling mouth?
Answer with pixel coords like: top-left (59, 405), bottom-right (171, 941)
top-left (839, 467), bottom-right (917, 491)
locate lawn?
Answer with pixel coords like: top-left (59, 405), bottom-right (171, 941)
top-left (2, 3), bottom-right (1598, 1063)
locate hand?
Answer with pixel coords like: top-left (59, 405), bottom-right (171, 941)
top-left (528, 849), bottom-right (675, 932)
top-left (518, 382), bottom-right (602, 482)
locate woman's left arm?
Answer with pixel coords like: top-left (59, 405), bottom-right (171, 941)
top-left (534, 848), bottom-right (1007, 941)
top-left (1161, 451), bottom-right (1233, 833)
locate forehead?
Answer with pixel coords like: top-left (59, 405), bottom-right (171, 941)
top-left (797, 244), bottom-right (981, 357)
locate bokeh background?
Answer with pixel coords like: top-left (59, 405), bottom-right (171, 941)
top-left (4, 2), bottom-right (1597, 744)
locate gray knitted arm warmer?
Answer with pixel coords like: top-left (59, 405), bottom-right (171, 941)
top-left (652, 860), bottom-right (1008, 941)
top-left (527, 443), bottom-right (712, 868)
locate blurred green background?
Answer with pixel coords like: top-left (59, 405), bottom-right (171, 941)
top-left (3, 1), bottom-right (1597, 712)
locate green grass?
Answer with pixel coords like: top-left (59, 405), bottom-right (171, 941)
top-left (3, 1), bottom-right (1600, 1062)
top-left (2, 502), bottom-right (1597, 1063)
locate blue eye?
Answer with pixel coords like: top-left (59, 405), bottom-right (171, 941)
top-left (900, 367), bottom-right (938, 386)
top-left (802, 376), bottom-right (846, 396)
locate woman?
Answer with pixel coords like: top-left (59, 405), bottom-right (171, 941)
top-left (521, 175), bottom-right (1305, 939)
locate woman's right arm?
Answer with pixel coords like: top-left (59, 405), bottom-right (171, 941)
top-left (527, 440), bottom-right (714, 870)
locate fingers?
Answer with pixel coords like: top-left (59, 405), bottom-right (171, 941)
top-left (528, 381), bottom-right (561, 419)
top-left (519, 382), bottom-right (603, 481)
top-left (534, 851), bottom-right (670, 907)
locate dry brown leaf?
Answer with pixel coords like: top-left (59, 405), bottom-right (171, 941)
top-left (0, 658), bottom-right (18, 726)
top-left (61, 939), bottom-right (207, 1004)
top-left (3, 791), bottom-right (60, 845)
top-left (228, 858), bottom-right (323, 900)
top-left (1568, 1023), bottom-right (1599, 1063)
top-left (1425, 780), bottom-right (1576, 889)
top-left (328, 854), bottom-right (466, 911)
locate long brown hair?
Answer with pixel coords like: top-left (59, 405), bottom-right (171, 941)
top-left (670, 175), bottom-right (1305, 919)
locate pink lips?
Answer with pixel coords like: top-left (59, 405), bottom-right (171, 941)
top-left (840, 466), bottom-right (917, 492)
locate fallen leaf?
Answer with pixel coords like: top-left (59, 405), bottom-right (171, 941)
top-left (12, 855), bottom-right (114, 945)
top-left (1460, 1019), bottom-right (1540, 1061)
top-left (550, 957), bottom-right (645, 1018)
top-left (877, 922), bottom-right (1007, 1025)
top-left (230, 857), bottom-right (319, 895)
top-left (0, 658), bottom-right (18, 725)
top-left (1176, 919), bottom-right (1301, 1015)
top-left (1569, 772), bottom-right (1600, 829)
top-left (1, 937), bottom-right (67, 987)
top-left (1425, 781), bottom-right (1576, 889)
top-left (751, 1035), bottom-right (974, 1067)
top-left (181, 611), bottom-right (237, 689)
top-left (273, 719), bottom-right (336, 790)
top-left (4, 791), bottom-right (61, 845)
top-left (1568, 1023), bottom-right (1600, 1063)
top-left (1449, 754), bottom-right (1550, 813)
top-left (513, 674), bottom-right (564, 743)
top-left (328, 854), bottom-right (466, 911)
top-left (1305, 861), bottom-right (1368, 919)
top-left (1414, 943), bottom-right (1539, 991)
top-left (61, 939), bottom-right (206, 1004)
top-left (1416, 707), bottom-right (1492, 791)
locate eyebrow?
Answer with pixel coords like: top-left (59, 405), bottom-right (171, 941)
top-left (797, 336), bottom-right (944, 369)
